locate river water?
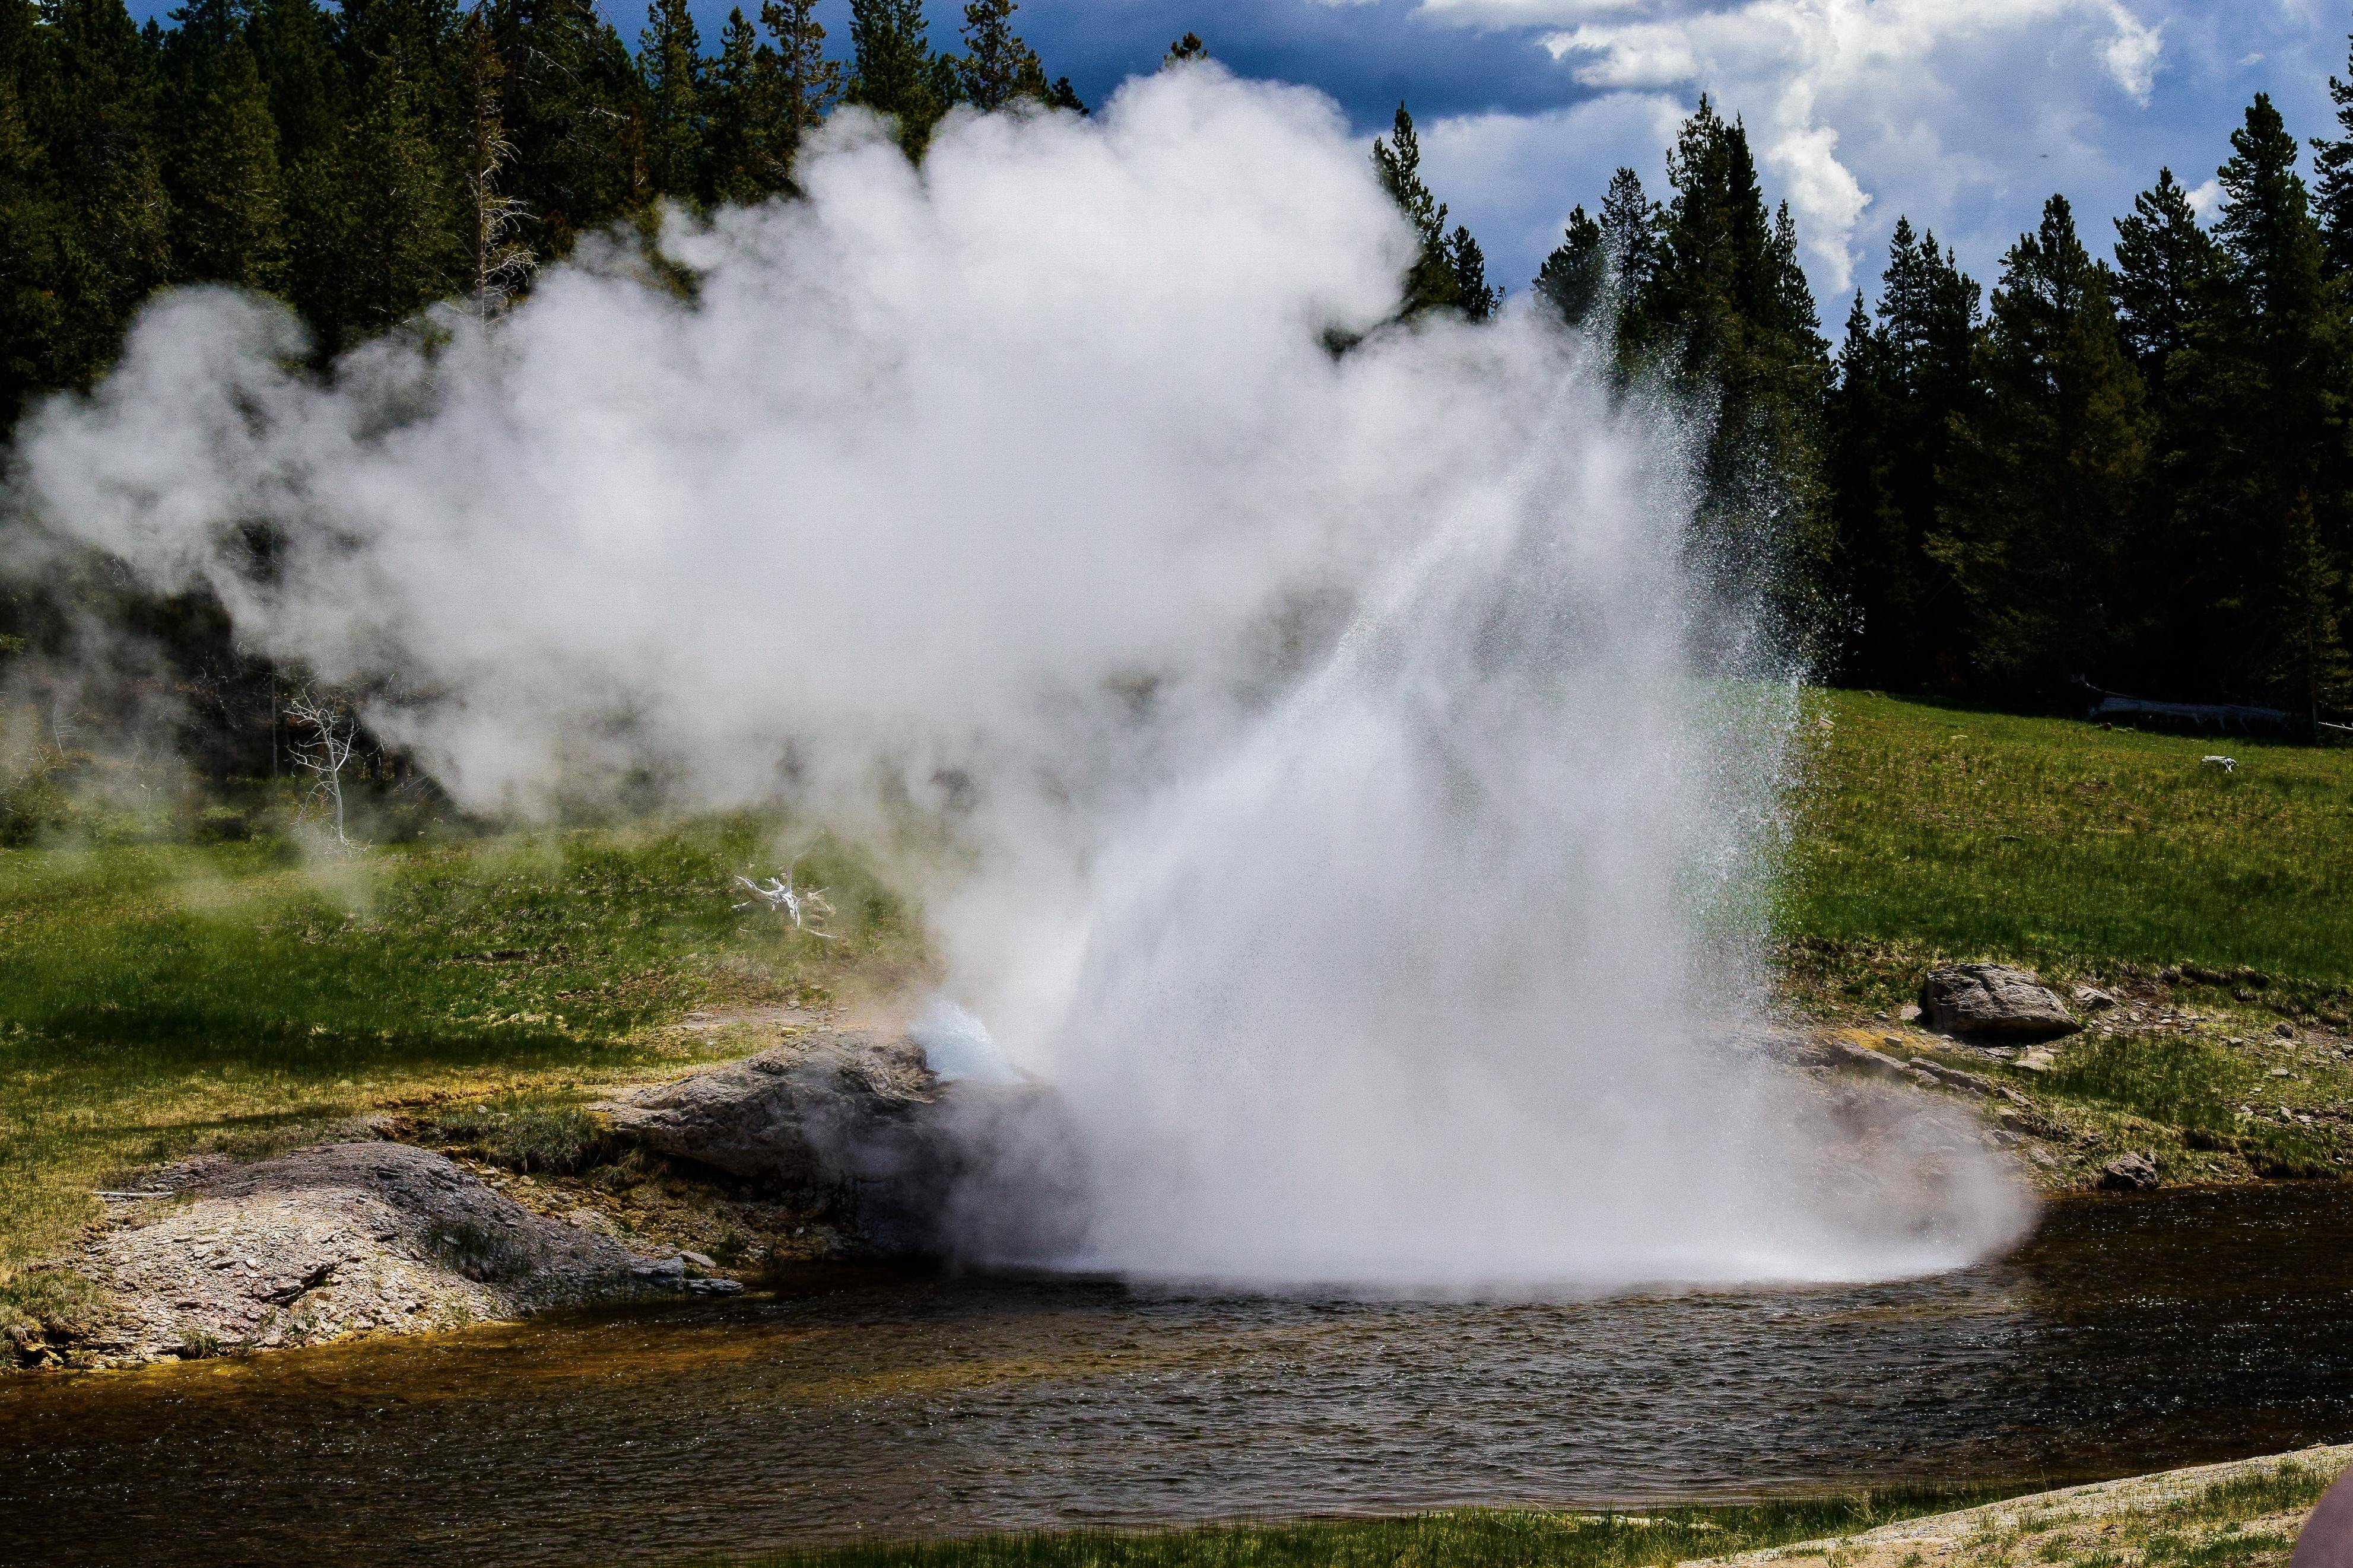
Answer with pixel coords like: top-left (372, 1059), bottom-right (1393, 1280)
top-left (5, 1185), bottom-right (2352, 1567)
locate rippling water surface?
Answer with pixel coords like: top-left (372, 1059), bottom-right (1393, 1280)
top-left (7, 1185), bottom-right (2353, 1567)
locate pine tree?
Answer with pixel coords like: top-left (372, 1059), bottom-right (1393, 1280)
top-left (846, 0), bottom-right (951, 160)
top-left (0, 0), bottom-right (68, 426)
top-left (1533, 205), bottom-right (1606, 327)
top-left (1933, 194), bottom-right (2153, 693)
top-left (495, 0), bottom-right (638, 253)
top-left (1636, 99), bottom-right (1831, 634)
top-left (2312, 27), bottom-right (2353, 279)
top-left (958, 0), bottom-right (1045, 113)
top-left (1821, 290), bottom-right (1897, 680)
top-left (758, 0), bottom-right (839, 186)
top-left (638, 0), bottom-right (703, 199)
top-left (2171, 94), bottom-right (2353, 705)
top-left (703, 8), bottom-right (770, 205)
top-left (2112, 168), bottom-right (2222, 398)
top-left (245, 0), bottom-right (341, 168)
top-left (169, 29), bottom-right (287, 290)
top-left (1370, 103), bottom-right (1460, 318)
top-left (2110, 167), bottom-right (2223, 688)
top-left (337, 53), bottom-right (463, 329)
top-left (1597, 166), bottom-right (1662, 308)
top-left (1444, 225), bottom-right (1500, 322)
top-left (31, 0), bottom-right (173, 388)
top-left (1161, 32), bottom-right (1205, 67)
top-left (1828, 218), bottom-right (1981, 689)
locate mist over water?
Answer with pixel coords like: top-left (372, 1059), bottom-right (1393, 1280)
top-left (10, 67), bottom-right (2031, 1291)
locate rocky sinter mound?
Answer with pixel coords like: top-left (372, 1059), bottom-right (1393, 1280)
top-left (1920, 963), bottom-right (2081, 1041)
top-left (63, 1141), bottom-right (736, 1369)
top-left (599, 1028), bottom-right (1087, 1262)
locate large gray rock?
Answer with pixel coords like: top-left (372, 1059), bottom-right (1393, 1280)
top-left (68, 1141), bottom-right (697, 1369)
top-left (599, 1030), bottom-right (1087, 1263)
top-left (1920, 963), bottom-right (2081, 1041)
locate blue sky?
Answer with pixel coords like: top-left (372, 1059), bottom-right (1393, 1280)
top-left (137, 0), bottom-right (2353, 317)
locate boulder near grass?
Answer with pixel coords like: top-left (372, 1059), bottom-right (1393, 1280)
top-left (598, 1030), bottom-right (1088, 1264)
top-left (1920, 963), bottom-right (2082, 1041)
top-left (27, 1141), bottom-right (734, 1370)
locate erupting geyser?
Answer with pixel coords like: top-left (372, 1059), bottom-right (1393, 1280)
top-left (10, 66), bottom-right (2032, 1293)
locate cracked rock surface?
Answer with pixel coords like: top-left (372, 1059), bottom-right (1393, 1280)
top-left (75, 1141), bottom-right (701, 1367)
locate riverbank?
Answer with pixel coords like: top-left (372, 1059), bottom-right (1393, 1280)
top-left (8, 1184), bottom-right (2348, 1564)
top-left (698, 1446), bottom-right (2351, 1568)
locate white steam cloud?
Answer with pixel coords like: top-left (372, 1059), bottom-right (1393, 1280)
top-left (11, 66), bottom-right (2030, 1291)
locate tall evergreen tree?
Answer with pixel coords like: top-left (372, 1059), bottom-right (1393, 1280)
top-left (703, 8), bottom-right (770, 205)
top-left (494, 0), bottom-right (637, 253)
top-left (1370, 103), bottom-right (1462, 319)
top-left (846, 0), bottom-right (954, 160)
top-left (1598, 166), bottom-right (1662, 309)
top-left (1534, 205), bottom-right (1606, 327)
top-left (2112, 168), bottom-right (2221, 399)
top-left (1828, 217), bottom-right (1980, 688)
top-left (30, 0), bottom-right (173, 389)
top-left (758, 0), bottom-right (839, 187)
top-left (1444, 225), bottom-right (1500, 322)
top-left (336, 53), bottom-right (463, 330)
top-left (1636, 98), bottom-right (1831, 631)
top-left (245, 0), bottom-right (340, 168)
top-left (958, 0), bottom-right (1045, 113)
top-left (0, 0), bottom-right (68, 425)
top-left (637, 0), bottom-right (703, 199)
top-left (167, 26), bottom-right (287, 290)
top-left (2311, 26), bottom-right (2353, 279)
top-left (2171, 94), bottom-right (2353, 706)
top-left (1933, 194), bottom-right (2153, 693)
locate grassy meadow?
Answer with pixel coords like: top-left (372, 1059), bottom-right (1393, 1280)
top-left (1783, 691), bottom-right (2353, 1010)
top-left (0, 819), bottom-right (920, 1306)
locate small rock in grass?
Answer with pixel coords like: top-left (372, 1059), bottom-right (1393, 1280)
top-left (2276, 1023), bottom-right (2295, 1039)
top-left (2269, 1067), bottom-right (2293, 1079)
top-left (2100, 1152), bottom-right (2161, 1191)
top-left (2017, 1048), bottom-right (2058, 1073)
top-left (2072, 987), bottom-right (2119, 1010)
top-left (679, 1251), bottom-right (716, 1270)
top-left (1898, 1003), bottom-right (1923, 1023)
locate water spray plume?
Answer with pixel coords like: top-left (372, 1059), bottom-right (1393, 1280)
top-left (9, 68), bottom-right (2031, 1292)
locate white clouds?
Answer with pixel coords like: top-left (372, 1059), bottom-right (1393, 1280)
top-left (1412, 0), bottom-right (2165, 294)
top-left (2186, 176), bottom-right (2223, 217)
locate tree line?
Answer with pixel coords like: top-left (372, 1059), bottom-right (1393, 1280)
top-left (0, 0), bottom-right (1082, 433)
top-left (1527, 65), bottom-right (2353, 721)
top-left (2, 0), bottom-right (2350, 735)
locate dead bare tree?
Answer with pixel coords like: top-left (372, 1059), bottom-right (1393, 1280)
top-left (285, 685), bottom-right (363, 847)
top-left (460, 9), bottom-right (537, 320)
top-left (733, 839), bottom-right (837, 938)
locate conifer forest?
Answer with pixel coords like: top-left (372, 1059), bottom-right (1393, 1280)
top-left (4, 0), bottom-right (2353, 750)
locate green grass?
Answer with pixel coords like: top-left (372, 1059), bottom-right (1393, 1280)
top-left (707, 1487), bottom-right (2034, 1568)
top-left (0, 818), bottom-right (922, 1283)
top-left (1783, 692), bottom-right (2353, 1001)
